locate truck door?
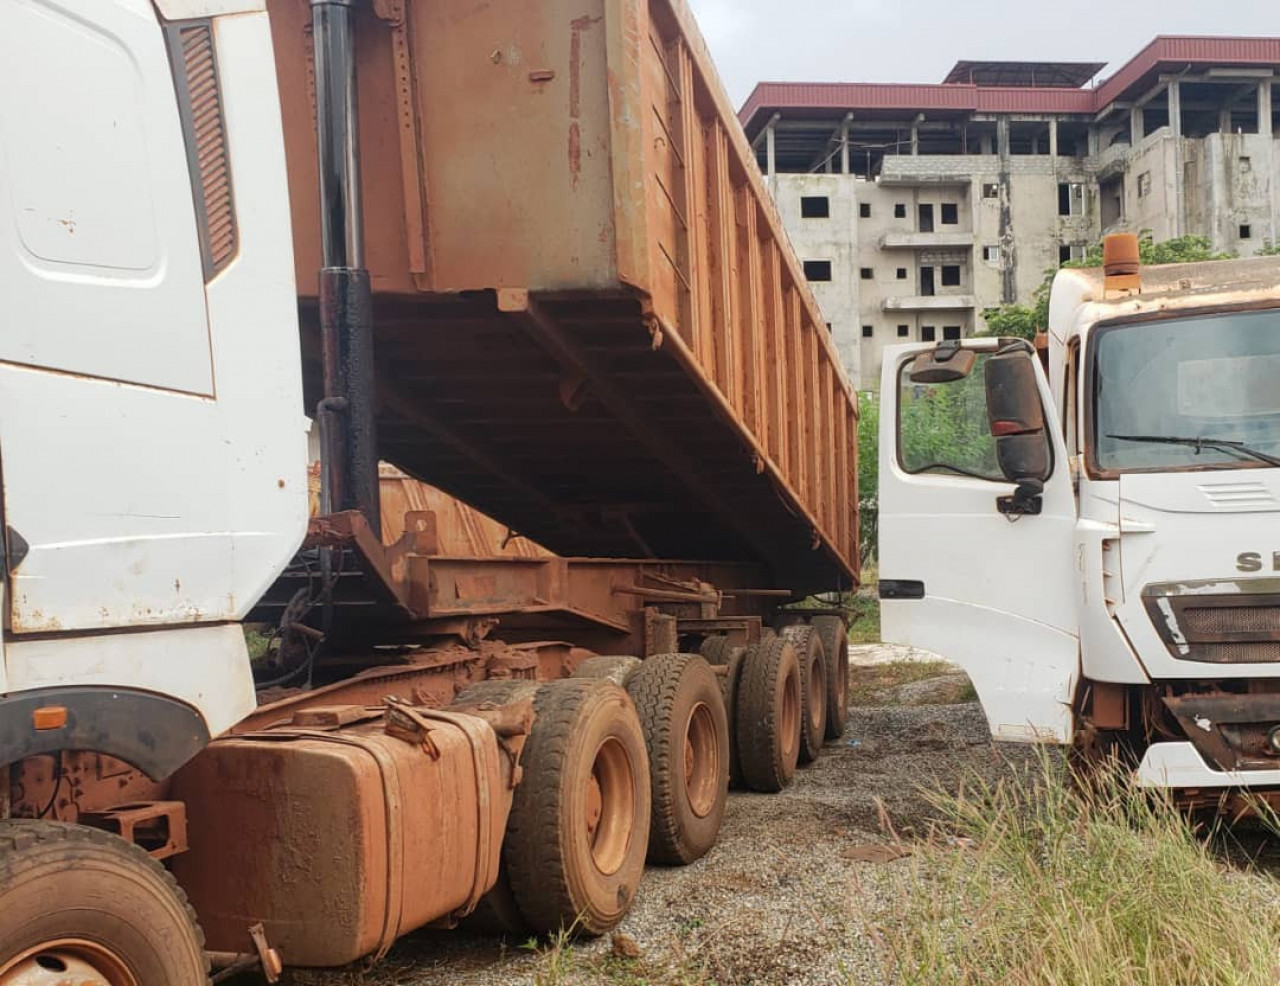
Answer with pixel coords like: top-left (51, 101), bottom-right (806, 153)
top-left (877, 340), bottom-right (1080, 743)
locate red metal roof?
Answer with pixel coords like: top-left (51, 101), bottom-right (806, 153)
top-left (740, 36), bottom-right (1280, 130)
top-left (943, 60), bottom-right (1106, 88)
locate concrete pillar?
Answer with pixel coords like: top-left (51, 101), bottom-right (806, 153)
top-left (996, 116), bottom-right (1010, 160)
top-left (1048, 118), bottom-right (1059, 161)
top-left (765, 119), bottom-right (777, 183)
top-left (1087, 126), bottom-right (1100, 157)
top-left (1260, 81), bottom-right (1274, 138)
top-left (1130, 105), bottom-right (1144, 144)
top-left (840, 113), bottom-right (852, 175)
top-left (1169, 81), bottom-right (1183, 237)
top-left (1219, 104), bottom-right (1234, 135)
top-left (911, 114), bottom-right (922, 156)
top-left (1262, 83), bottom-right (1277, 246)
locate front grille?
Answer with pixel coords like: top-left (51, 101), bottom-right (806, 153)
top-left (1143, 580), bottom-right (1280, 663)
top-left (1183, 605), bottom-right (1280, 636)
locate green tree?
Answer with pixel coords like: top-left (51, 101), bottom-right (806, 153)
top-left (979, 233), bottom-right (1234, 339)
top-left (856, 391), bottom-right (879, 560)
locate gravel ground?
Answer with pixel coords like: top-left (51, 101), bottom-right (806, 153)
top-left (289, 682), bottom-right (1033, 986)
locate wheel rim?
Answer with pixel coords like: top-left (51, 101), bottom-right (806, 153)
top-left (684, 702), bottom-right (720, 818)
top-left (809, 657), bottom-right (826, 732)
top-left (780, 667), bottom-right (800, 760)
top-left (585, 736), bottom-right (635, 876)
top-left (1, 940), bottom-right (139, 986)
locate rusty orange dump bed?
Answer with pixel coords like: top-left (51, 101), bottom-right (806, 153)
top-left (269, 0), bottom-right (858, 592)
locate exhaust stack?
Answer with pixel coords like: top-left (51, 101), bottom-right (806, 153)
top-left (311, 0), bottom-right (380, 532)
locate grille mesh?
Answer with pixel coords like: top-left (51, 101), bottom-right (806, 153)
top-left (179, 24), bottom-right (236, 275)
top-left (1183, 605), bottom-right (1280, 635)
top-left (1192, 642), bottom-right (1280, 664)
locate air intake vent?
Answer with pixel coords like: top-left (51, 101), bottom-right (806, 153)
top-left (169, 22), bottom-right (237, 279)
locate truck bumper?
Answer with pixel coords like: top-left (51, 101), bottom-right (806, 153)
top-left (1136, 741), bottom-right (1280, 788)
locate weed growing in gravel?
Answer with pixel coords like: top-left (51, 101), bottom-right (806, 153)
top-left (867, 751), bottom-right (1280, 985)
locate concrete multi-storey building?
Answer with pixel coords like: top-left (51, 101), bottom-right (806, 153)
top-left (739, 37), bottom-right (1280, 389)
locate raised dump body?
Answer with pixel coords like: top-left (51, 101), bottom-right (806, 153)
top-left (268, 0), bottom-right (859, 593)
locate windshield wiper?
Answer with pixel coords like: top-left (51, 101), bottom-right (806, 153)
top-left (1106, 434), bottom-right (1280, 468)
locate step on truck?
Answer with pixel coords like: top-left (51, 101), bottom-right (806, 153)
top-left (879, 233), bottom-right (1280, 813)
top-left (0, 0), bottom-right (859, 980)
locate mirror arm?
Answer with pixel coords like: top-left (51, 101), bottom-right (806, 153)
top-left (997, 479), bottom-right (1044, 518)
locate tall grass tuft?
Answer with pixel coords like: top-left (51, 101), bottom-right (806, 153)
top-left (869, 751), bottom-right (1280, 985)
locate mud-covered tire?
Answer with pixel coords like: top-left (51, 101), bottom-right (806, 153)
top-left (698, 636), bottom-right (734, 667)
top-left (571, 656), bottom-right (643, 688)
top-left (781, 626), bottom-right (828, 765)
top-left (735, 638), bottom-right (802, 793)
top-left (811, 616), bottom-right (850, 739)
top-left (0, 820), bottom-right (208, 985)
top-left (719, 648), bottom-right (747, 789)
top-left (504, 679), bottom-right (650, 936)
top-left (626, 654), bottom-right (729, 865)
top-left (461, 867), bottom-right (529, 938)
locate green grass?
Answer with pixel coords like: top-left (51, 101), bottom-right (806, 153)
top-left (866, 752), bottom-right (1280, 985)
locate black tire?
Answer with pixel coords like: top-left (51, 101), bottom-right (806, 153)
top-left (626, 654), bottom-right (729, 865)
top-left (0, 820), bottom-right (208, 984)
top-left (811, 615), bottom-right (850, 739)
top-left (781, 625), bottom-right (828, 764)
top-left (571, 656), bottom-right (643, 687)
top-left (734, 638), bottom-right (802, 793)
top-left (504, 679), bottom-right (650, 936)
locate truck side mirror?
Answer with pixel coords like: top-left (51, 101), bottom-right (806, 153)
top-left (984, 352), bottom-right (1050, 512)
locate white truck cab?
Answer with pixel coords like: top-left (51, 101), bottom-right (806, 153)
top-left (879, 235), bottom-right (1280, 802)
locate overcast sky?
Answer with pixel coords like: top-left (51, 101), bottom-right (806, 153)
top-left (687, 0), bottom-right (1280, 108)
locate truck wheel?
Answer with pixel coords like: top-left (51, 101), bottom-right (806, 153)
top-left (810, 616), bottom-right (850, 739)
top-left (0, 820), bottom-right (207, 986)
top-left (698, 636), bottom-right (733, 666)
top-left (718, 648), bottom-right (747, 789)
top-left (781, 626), bottom-right (828, 764)
top-left (504, 679), bottom-right (650, 937)
top-left (735, 638), bottom-right (802, 793)
top-left (626, 654), bottom-right (729, 865)
top-left (570, 656), bottom-right (643, 688)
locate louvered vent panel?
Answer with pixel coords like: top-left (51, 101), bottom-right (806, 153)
top-left (179, 24), bottom-right (236, 276)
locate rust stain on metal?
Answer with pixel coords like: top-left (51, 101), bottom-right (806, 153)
top-left (566, 14), bottom-right (600, 190)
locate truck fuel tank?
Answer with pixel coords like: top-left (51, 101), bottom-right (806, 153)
top-left (170, 700), bottom-right (523, 967)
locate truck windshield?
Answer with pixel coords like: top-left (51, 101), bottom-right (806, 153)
top-left (1091, 308), bottom-right (1280, 473)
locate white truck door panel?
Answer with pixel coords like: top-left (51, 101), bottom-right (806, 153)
top-left (0, 0), bottom-right (213, 394)
top-left (0, 6), bottom-right (309, 638)
top-left (878, 342), bottom-right (1080, 742)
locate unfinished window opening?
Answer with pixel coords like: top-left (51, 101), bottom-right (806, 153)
top-left (896, 267), bottom-right (908, 280)
top-left (940, 203), bottom-right (959, 225)
top-left (920, 266), bottom-right (935, 296)
top-left (982, 245), bottom-right (999, 264)
top-left (859, 202), bottom-right (871, 219)
top-left (982, 183), bottom-right (999, 199)
top-left (861, 324), bottom-right (874, 338)
top-left (943, 326), bottom-right (961, 341)
top-left (897, 325), bottom-right (909, 338)
top-left (1240, 224), bottom-right (1252, 240)
top-left (860, 267), bottom-right (873, 280)
top-left (1059, 245), bottom-right (1072, 265)
top-left (1240, 157), bottom-right (1252, 173)
top-left (1136, 172), bottom-right (1152, 199)
top-left (921, 325), bottom-right (936, 342)
top-left (918, 203), bottom-right (934, 233)
top-left (940, 265), bottom-right (961, 287)
top-left (1057, 182), bottom-right (1084, 216)
top-left (800, 196), bottom-right (830, 219)
top-left (894, 203), bottom-right (907, 219)
top-left (803, 260), bottom-right (832, 282)
top-left (1100, 175), bottom-right (1124, 229)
